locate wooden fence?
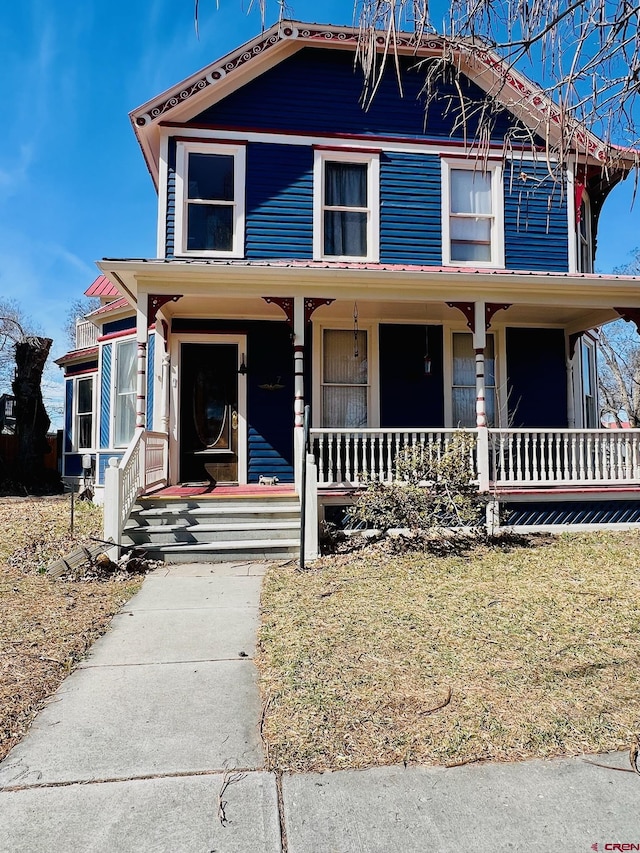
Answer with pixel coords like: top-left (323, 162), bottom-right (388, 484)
top-left (0, 432), bottom-right (62, 474)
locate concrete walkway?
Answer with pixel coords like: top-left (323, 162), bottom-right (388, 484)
top-left (1, 562), bottom-right (638, 852)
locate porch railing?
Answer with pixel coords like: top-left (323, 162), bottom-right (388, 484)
top-left (489, 428), bottom-right (640, 487)
top-left (310, 428), bottom-right (478, 486)
top-left (75, 318), bottom-right (98, 350)
top-left (104, 428), bottom-right (169, 549)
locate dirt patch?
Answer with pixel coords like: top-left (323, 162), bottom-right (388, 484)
top-left (0, 498), bottom-right (143, 762)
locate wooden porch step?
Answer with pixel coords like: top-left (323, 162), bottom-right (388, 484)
top-left (135, 538), bottom-right (300, 564)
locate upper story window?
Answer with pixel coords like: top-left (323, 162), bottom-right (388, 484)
top-left (175, 141), bottom-right (246, 257)
top-left (314, 150), bottom-right (379, 262)
top-left (577, 190), bottom-right (593, 273)
top-left (441, 160), bottom-right (504, 267)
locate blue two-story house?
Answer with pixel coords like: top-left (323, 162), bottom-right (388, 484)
top-left (58, 21), bottom-right (640, 560)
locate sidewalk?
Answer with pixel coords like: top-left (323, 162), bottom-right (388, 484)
top-left (1, 562), bottom-right (638, 852)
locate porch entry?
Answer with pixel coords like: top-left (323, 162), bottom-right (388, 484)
top-left (179, 342), bottom-right (241, 484)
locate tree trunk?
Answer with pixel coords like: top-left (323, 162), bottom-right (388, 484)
top-left (12, 337), bottom-right (53, 487)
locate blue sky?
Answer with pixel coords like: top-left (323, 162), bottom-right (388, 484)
top-left (1, 0), bottom-right (639, 421)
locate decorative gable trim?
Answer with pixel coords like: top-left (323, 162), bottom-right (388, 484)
top-left (131, 20), bottom-right (627, 189)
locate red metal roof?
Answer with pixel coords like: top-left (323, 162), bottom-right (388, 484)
top-left (54, 346), bottom-right (99, 367)
top-left (87, 296), bottom-right (130, 316)
top-left (85, 275), bottom-right (119, 298)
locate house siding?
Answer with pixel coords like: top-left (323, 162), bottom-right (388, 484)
top-left (166, 141), bottom-right (177, 258)
top-left (380, 152), bottom-right (442, 265)
top-left (506, 328), bottom-right (567, 427)
top-left (246, 142), bottom-right (313, 258)
top-left (100, 343), bottom-right (112, 448)
top-left (504, 160), bottom-right (569, 272)
top-left (193, 48), bottom-right (527, 142)
top-left (379, 324), bottom-right (444, 426)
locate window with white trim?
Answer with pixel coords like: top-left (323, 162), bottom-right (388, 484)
top-left (74, 376), bottom-right (94, 450)
top-left (114, 338), bottom-right (137, 447)
top-left (175, 141), bottom-right (245, 257)
top-left (322, 329), bottom-right (369, 427)
top-left (452, 332), bottom-right (496, 427)
top-left (314, 151), bottom-right (379, 261)
top-left (581, 338), bottom-right (598, 427)
top-left (577, 190), bottom-right (593, 273)
top-left (442, 161), bottom-right (504, 267)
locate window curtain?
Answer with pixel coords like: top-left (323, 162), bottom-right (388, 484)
top-left (324, 162), bottom-right (367, 257)
top-left (323, 329), bottom-right (368, 427)
top-left (452, 333), bottom-right (495, 427)
top-left (450, 170), bottom-right (492, 262)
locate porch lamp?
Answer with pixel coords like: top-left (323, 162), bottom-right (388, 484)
top-left (238, 353), bottom-right (248, 375)
top-left (424, 326), bottom-right (432, 376)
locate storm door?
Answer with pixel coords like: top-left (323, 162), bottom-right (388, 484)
top-left (179, 343), bottom-right (240, 483)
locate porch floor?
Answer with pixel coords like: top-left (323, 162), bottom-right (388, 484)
top-left (148, 484), bottom-right (297, 499)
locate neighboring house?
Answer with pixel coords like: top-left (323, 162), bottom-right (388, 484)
top-left (58, 21), bottom-right (640, 559)
top-left (0, 394), bottom-right (16, 434)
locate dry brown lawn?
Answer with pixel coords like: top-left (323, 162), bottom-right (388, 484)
top-left (0, 497), bottom-right (143, 762)
top-left (257, 532), bottom-right (640, 772)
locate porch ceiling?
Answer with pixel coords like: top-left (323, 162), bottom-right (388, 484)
top-left (158, 294), bottom-right (617, 333)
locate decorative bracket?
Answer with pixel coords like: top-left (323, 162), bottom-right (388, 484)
top-left (446, 301), bottom-right (511, 332)
top-left (304, 298), bottom-right (335, 324)
top-left (148, 294), bottom-right (182, 325)
top-left (614, 307), bottom-right (640, 337)
top-left (485, 303), bottom-right (512, 329)
top-left (263, 296), bottom-right (294, 328)
top-left (446, 302), bottom-right (475, 331)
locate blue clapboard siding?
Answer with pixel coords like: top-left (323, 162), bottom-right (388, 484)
top-left (98, 452), bottom-right (123, 485)
top-left (100, 343), bottom-right (112, 448)
top-left (171, 318), bottom-right (295, 481)
top-left (504, 500), bottom-right (640, 526)
top-left (64, 380), bottom-right (73, 453)
top-left (504, 160), bottom-right (568, 271)
top-left (194, 48), bottom-right (528, 142)
top-left (506, 328), bottom-right (567, 427)
top-left (380, 153), bottom-right (441, 265)
top-left (246, 143), bottom-right (313, 258)
top-left (379, 324), bottom-right (444, 426)
top-left (147, 333), bottom-right (155, 429)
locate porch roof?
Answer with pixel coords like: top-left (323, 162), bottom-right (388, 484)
top-left (97, 258), bottom-right (640, 334)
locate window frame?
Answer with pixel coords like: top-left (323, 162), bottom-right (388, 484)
top-left (441, 159), bottom-right (505, 268)
top-left (577, 189), bottom-right (593, 273)
top-left (581, 337), bottom-right (598, 428)
top-left (112, 337), bottom-right (138, 449)
top-left (72, 374), bottom-right (96, 451)
top-left (449, 331), bottom-right (497, 428)
top-left (174, 140), bottom-right (246, 258)
top-left (313, 149), bottom-right (380, 262)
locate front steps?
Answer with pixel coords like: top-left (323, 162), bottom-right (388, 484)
top-left (123, 493), bottom-right (301, 562)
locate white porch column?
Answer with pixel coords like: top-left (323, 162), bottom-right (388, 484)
top-left (161, 350), bottom-right (171, 433)
top-left (473, 301), bottom-right (490, 491)
top-left (293, 296), bottom-right (305, 491)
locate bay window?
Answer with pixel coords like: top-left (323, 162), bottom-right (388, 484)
top-left (74, 376), bottom-right (94, 450)
top-left (114, 338), bottom-right (137, 447)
